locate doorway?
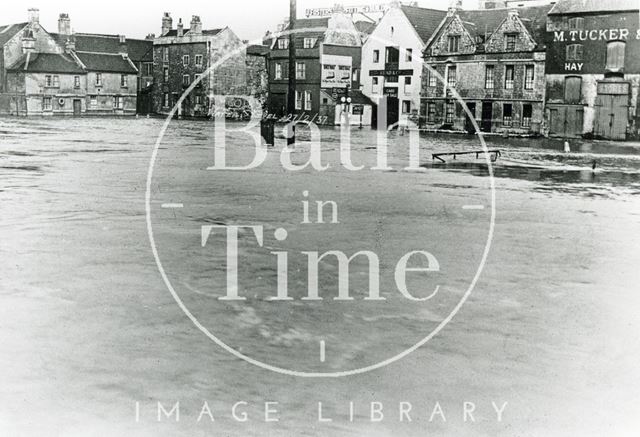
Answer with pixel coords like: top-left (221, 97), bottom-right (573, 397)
top-left (481, 101), bottom-right (492, 132)
top-left (73, 99), bottom-right (82, 116)
top-left (464, 102), bottom-right (477, 133)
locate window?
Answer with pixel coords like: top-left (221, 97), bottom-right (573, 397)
top-left (373, 49), bottom-right (380, 63)
top-left (338, 65), bottom-right (350, 80)
top-left (195, 95), bottom-right (202, 105)
top-left (446, 66), bottom-right (456, 88)
top-left (163, 66), bottom-right (169, 82)
top-left (163, 47), bottom-right (169, 62)
top-left (295, 90), bottom-right (302, 110)
top-left (505, 34), bottom-right (517, 51)
top-left (606, 41), bottom-right (625, 72)
top-left (385, 46), bottom-right (399, 63)
top-left (90, 95), bottom-right (97, 107)
top-left (505, 65), bottom-right (514, 89)
top-left (303, 38), bottom-right (316, 48)
top-left (43, 97), bottom-right (52, 111)
top-left (522, 104), bottom-right (532, 128)
top-left (163, 93), bottom-right (169, 107)
top-left (121, 74), bottom-right (128, 87)
top-left (182, 74), bottom-right (190, 86)
top-left (52, 75), bottom-right (59, 87)
top-left (503, 103), bottom-right (513, 126)
top-left (566, 44), bottom-right (584, 61)
top-left (352, 68), bottom-right (359, 83)
top-left (277, 39), bottom-right (289, 50)
top-left (428, 69), bottom-right (437, 87)
top-left (404, 76), bottom-right (412, 93)
top-left (74, 76), bottom-right (80, 88)
top-left (275, 63), bottom-right (282, 80)
top-left (448, 35), bottom-right (460, 53)
top-left (568, 17), bottom-right (584, 29)
top-left (195, 55), bottom-right (203, 67)
top-left (524, 65), bottom-right (534, 90)
top-left (194, 74), bottom-right (202, 86)
top-left (96, 73), bottom-right (102, 86)
top-left (564, 76), bottom-right (582, 103)
top-left (405, 48), bottom-right (413, 62)
top-left (296, 62), bottom-right (306, 79)
top-left (402, 100), bottom-right (411, 114)
top-left (182, 55), bottom-right (190, 66)
top-left (113, 96), bottom-right (124, 109)
top-left (304, 91), bottom-right (312, 110)
top-left (445, 101), bottom-right (455, 124)
top-left (372, 77), bottom-right (379, 93)
top-left (427, 102), bottom-right (436, 123)
top-left (45, 75), bottom-right (52, 87)
top-left (485, 65), bottom-right (494, 89)
top-left (323, 64), bottom-right (335, 79)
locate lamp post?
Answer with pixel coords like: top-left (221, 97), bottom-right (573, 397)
top-left (340, 85), bottom-right (351, 127)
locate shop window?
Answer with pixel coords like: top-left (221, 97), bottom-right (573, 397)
top-left (503, 104), bottom-right (513, 126)
top-left (522, 104), bottom-right (532, 127)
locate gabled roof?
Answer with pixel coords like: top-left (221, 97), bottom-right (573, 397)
top-left (8, 52), bottom-right (85, 74)
top-left (400, 5), bottom-right (448, 43)
top-left (549, 0), bottom-right (639, 15)
top-left (0, 22), bottom-right (28, 47)
top-left (50, 32), bottom-right (154, 62)
top-left (163, 28), bottom-right (223, 37)
top-left (75, 52), bottom-right (137, 74)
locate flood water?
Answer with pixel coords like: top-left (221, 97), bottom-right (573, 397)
top-left (1, 117), bottom-right (639, 436)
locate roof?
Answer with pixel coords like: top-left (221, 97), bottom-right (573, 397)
top-left (163, 28), bottom-right (223, 37)
top-left (75, 52), bottom-right (137, 73)
top-left (400, 5), bottom-right (448, 43)
top-left (247, 44), bottom-right (269, 56)
top-left (8, 52), bottom-right (85, 74)
top-left (0, 22), bottom-right (28, 47)
top-left (354, 21), bottom-right (376, 35)
top-left (549, 0), bottom-right (639, 14)
top-left (288, 18), bottom-right (330, 30)
top-left (51, 33), bottom-right (154, 62)
top-left (350, 89), bottom-right (375, 106)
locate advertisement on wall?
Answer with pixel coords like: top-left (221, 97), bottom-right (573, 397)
top-left (321, 54), bottom-right (352, 88)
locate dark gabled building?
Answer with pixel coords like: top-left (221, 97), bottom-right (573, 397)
top-left (267, 13), bottom-right (373, 126)
top-left (421, 4), bottom-right (551, 134)
top-left (545, 0), bottom-right (640, 140)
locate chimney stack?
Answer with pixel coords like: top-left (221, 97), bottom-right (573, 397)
top-left (58, 13), bottom-right (71, 35)
top-left (118, 35), bottom-right (128, 55)
top-left (177, 18), bottom-right (184, 37)
top-left (161, 12), bottom-right (173, 36)
top-left (190, 15), bottom-right (202, 35)
top-left (27, 8), bottom-right (39, 24)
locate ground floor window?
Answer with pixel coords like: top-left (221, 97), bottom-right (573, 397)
top-left (503, 103), bottom-right (513, 126)
top-left (195, 95), bottom-right (202, 105)
top-left (43, 97), bottom-right (52, 111)
top-left (372, 77), bottom-right (380, 94)
top-left (522, 104), bottom-right (532, 128)
top-left (113, 96), bottom-right (124, 110)
top-left (402, 100), bottom-right (411, 114)
top-left (295, 91), bottom-right (302, 110)
top-left (90, 96), bottom-right (97, 107)
top-left (163, 93), bottom-right (169, 108)
top-left (427, 102), bottom-right (436, 123)
top-left (445, 101), bottom-right (455, 124)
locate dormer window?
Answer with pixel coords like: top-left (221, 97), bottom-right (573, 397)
top-left (277, 39), bottom-right (289, 50)
top-left (505, 34), bottom-right (517, 51)
top-left (303, 38), bottom-right (316, 48)
top-left (568, 17), bottom-right (584, 30)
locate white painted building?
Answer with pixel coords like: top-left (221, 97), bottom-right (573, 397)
top-left (360, 4), bottom-right (446, 127)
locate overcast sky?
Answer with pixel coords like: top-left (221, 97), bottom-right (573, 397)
top-left (2, 0), bottom-right (479, 41)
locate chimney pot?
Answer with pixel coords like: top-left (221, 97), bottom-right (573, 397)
top-left (28, 8), bottom-right (39, 24)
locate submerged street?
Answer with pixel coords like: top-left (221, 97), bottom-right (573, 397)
top-left (1, 117), bottom-right (639, 436)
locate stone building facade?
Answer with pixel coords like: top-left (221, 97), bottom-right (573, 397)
top-left (1, 9), bottom-right (139, 116)
top-left (421, 5), bottom-right (551, 134)
top-left (544, 0), bottom-right (640, 140)
top-left (152, 13), bottom-right (246, 117)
